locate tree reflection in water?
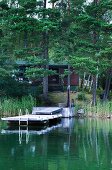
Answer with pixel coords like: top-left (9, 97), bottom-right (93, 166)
top-left (0, 119), bottom-right (112, 170)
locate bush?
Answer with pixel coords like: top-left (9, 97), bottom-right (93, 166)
top-left (109, 90), bottom-right (112, 100)
top-left (0, 76), bottom-right (43, 98)
top-left (29, 85), bottom-right (43, 97)
top-left (0, 76), bottom-right (29, 97)
top-left (77, 92), bottom-right (86, 101)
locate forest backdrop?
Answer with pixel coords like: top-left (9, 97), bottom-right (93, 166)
top-left (0, 0), bottom-right (112, 106)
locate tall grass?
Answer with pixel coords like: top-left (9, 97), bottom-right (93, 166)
top-left (83, 101), bottom-right (112, 118)
top-left (0, 96), bottom-right (36, 117)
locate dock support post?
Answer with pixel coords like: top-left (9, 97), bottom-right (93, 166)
top-left (26, 109), bottom-right (29, 126)
top-left (19, 109), bottom-right (22, 126)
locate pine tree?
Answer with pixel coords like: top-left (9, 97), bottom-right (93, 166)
top-left (0, 0), bottom-right (61, 99)
top-left (69, 0), bottom-right (112, 105)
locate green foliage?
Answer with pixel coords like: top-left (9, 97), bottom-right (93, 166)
top-left (0, 0), bottom-right (112, 101)
top-left (68, 0), bottom-right (112, 77)
top-left (109, 90), bottom-right (112, 100)
top-left (0, 76), bottom-right (29, 97)
top-left (25, 66), bottom-right (57, 79)
top-left (77, 92), bottom-right (86, 101)
top-left (0, 74), bottom-right (44, 98)
top-left (0, 68), bottom-right (9, 77)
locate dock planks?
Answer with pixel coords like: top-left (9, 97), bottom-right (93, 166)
top-left (1, 107), bottom-right (62, 126)
top-left (32, 107), bottom-right (62, 115)
top-left (1, 114), bottom-right (62, 122)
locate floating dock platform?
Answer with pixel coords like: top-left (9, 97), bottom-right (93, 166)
top-left (32, 107), bottom-right (62, 115)
top-left (1, 107), bottom-right (62, 126)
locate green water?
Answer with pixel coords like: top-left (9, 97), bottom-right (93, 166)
top-left (0, 118), bottom-right (112, 170)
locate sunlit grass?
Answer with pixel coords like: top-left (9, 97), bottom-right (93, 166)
top-left (0, 92), bottom-right (111, 118)
top-left (84, 101), bottom-right (112, 117)
top-left (49, 92), bottom-right (112, 117)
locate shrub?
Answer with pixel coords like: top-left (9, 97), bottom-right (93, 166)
top-left (0, 76), bottom-right (43, 98)
top-left (0, 76), bottom-right (29, 97)
top-left (77, 92), bottom-right (86, 101)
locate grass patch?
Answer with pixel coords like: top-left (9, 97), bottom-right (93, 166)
top-left (84, 101), bottom-right (112, 117)
top-left (48, 92), bottom-right (112, 117)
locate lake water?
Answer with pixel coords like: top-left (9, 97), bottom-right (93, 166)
top-left (0, 118), bottom-right (112, 170)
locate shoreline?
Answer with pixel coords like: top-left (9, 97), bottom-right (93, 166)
top-left (74, 113), bottom-right (112, 119)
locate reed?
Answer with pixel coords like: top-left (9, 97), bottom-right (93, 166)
top-left (0, 96), bottom-right (36, 117)
top-left (83, 101), bottom-right (112, 118)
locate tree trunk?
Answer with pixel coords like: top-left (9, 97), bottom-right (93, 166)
top-left (67, 0), bottom-right (70, 15)
top-left (103, 70), bottom-right (112, 101)
top-left (92, 0), bottom-right (99, 105)
top-left (67, 64), bottom-right (70, 87)
top-left (42, 31), bottom-right (49, 99)
top-left (80, 78), bottom-right (84, 89)
top-left (67, 64), bottom-right (70, 107)
top-left (43, 66), bottom-right (49, 100)
top-left (92, 75), bottom-right (97, 106)
top-left (66, 0), bottom-right (71, 107)
top-left (52, 2), bottom-right (54, 8)
top-left (92, 28), bottom-right (97, 102)
top-left (42, 0), bottom-right (49, 99)
top-left (67, 86), bottom-right (70, 107)
top-left (24, 30), bottom-right (28, 48)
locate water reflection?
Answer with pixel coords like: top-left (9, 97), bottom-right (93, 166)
top-left (61, 118), bottom-right (75, 129)
top-left (0, 119), bottom-right (112, 170)
top-left (1, 118), bottom-right (75, 144)
top-left (1, 124), bottom-right (62, 144)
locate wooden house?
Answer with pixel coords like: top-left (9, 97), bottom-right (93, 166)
top-left (48, 64), bottom-right (79, 91)
top-left (16, 60), bottom-right (79, 92)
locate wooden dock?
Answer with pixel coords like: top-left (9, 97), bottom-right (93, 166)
top-left (32, 107), bottom-right (62, 115)
top-left (1, 107), bottom-right (62, 126)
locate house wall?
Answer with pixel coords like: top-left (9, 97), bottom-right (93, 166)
top-left (18, 65), bottom-right (79, 92)
top-left (49, 66), bottom-right (79, 86)
top-left (70, 72), bottom-right (79, 86)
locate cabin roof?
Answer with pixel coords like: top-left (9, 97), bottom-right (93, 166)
top-left (16, 59), bottom-right (68, 68)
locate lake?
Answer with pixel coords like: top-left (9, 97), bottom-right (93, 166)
top-left (0, 118), bottom-right (112, 170)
